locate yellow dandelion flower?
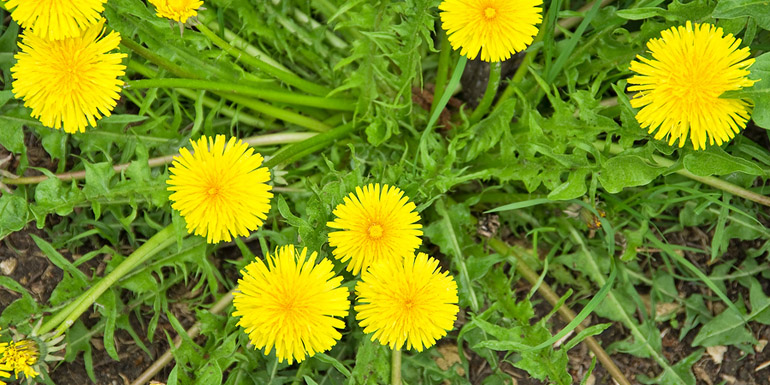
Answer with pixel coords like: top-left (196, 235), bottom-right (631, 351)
top-left (0, 339), bottom-right (39, 379)
top-left (148, 0), bottom-right (203, 23)
top-left (439, 0), bottom-right (543, 62)
top-left (356, 252), bottom-right (459, 351)
top-left (2, 0), bottom-right (106, 41)
top-left (10, 20), bottom-right (126, 134)
top-left (232, 245), bottom-right (350, 364)
top-left (327, 184), bottom-right (423, 275)
top-left (628, 21), bottom-right (758, 150)
top-left (167, 135), bottom-right (273, 244)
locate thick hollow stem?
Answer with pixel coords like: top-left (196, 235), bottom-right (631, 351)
top-left (430, 29), bottom-right (452, 116)
top-left (469, 62), bottom-right (502, 124)
top-left (391, 348), bottom-right (402, 385)
top-left (39, 225), bottom-right (177, 336)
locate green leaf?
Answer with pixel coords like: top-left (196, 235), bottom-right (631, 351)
top-left (598, 155), bottom-right (665, 193)
top-left (0, 194), bottom-right (29, 234)
top-left (84, 161), bottom-right (116, 199)
top-left (465, 99), bottom-right (516, 162)
top-left (0, 115), bottom-right (25, 153)
top-left (745, 53), bottom-right (770, 128)
top-left (639, 349), bottom-right (704, 385)
top-left (683, 147), bottom-right (765, 176)
top-left (615, 7), bottom-right (666, 20)
top-left (713, 0), bottom-right (770, 31)
top-left (548, 169), bottom-right (589, 200)
top-left (347, 338), bottom-right (388, 385)
top-left (98, 289), bottom-right (121, 361)
top-left (692, 307), bottom-right (754, 346)
top-left (194, 361), bottom-right (223, 385)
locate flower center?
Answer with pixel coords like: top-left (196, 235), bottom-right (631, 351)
top-left (367, 223), bottom-right (384, 239)
top-left (484, 7), bottom-right (497, 19)
top-left (207, 186), bottom-right (219, 196)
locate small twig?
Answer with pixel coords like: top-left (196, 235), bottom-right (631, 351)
top-left (130, 291), bottom-right (235, 385)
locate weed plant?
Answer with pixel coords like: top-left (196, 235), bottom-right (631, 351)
top-left (1, 0), bottom-right (770, 384)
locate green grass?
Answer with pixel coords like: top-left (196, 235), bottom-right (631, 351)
top-left (1, 0), bottom-right (770, 384)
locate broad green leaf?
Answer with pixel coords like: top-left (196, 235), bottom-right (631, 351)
top-left (0, 194), bottom-right (29, 234)
top-left (713, 0), bottom-right (770, 31)
top-left (683, 147), bottom-right (765, 176)
top-left (639, 349), bottom-right (704, 385)
top-left (692, 307), bottom-right (754, 346)
top-left (0, 114), bottom-right (25, 154)
top-left (548, 168), bottom-right (589, 200)
top-left (745, 53), bottom-right (770, 128)
top-left (598, 155), bottom-right (664, 193)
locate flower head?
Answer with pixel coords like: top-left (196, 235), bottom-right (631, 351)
top-left (148, 0), bottom-right (203, 23)
top-left (0, 339), bottom-right (39, 379)
top-left (356, 253), bottom-right (459, 351)
top-left (233, 245), bottom-right (350, 364)
top-left (10, 20), bottom-right (126, 133)
top-left (439, 0), bottom-right (543, 62)
top-left (327, 184), bottom-right (423, 275)
top-left (2, 0), bottom-right (107, 40)
top-left (167, 135), bottom-right (273, 244)
top-left (628, 21), bottom-right (758, 150)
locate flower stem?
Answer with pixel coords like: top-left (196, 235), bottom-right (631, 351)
top-left (391, 348), bottom-right (402, 385)
top-left (596, 141), bottom-right (770, 207)
top-left (469, 62), bottom-right (502, 124)
top-left (430, 29), bottom-right (452, 116)
top-left (38, 225), bottom-right (178, 337)
top-left (126, 78), bottom-right (355, 111)
top-left (195, 23), bottom-right (332, 96)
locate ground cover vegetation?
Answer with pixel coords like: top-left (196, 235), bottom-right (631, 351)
top-left (0, 0), bottom-right (769, 384)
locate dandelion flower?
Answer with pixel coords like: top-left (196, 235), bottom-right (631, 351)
top-left (2, 0), bottom-right (106, 41)
top-left (628, 22), bottom-right (758, 150)
top-left (233, 245), bottom-right (350, 364)
top-left (10, 20), bottom-right (126, 134)
top-left (0, 339), bottom-right (39, 379)
top-left (356, 253), bottom-right (459, 351)
top-left (327, 184), bottom-right (423, 275)
top-left (167, 135), bottom-right (273, 244)
top-left (148, 0), bottom-right (203, 23)
top-left (439, 0), bottom-right (543, 62)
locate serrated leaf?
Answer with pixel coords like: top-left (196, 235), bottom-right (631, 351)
top-left (348, 338), bottom-right (388, 385)
top-left (713, 0), bottom-right (770, 31)
top-left (465, 99), bottom-right (516, 162)
top-left (0, 194), bottom-right (28, 234)
top-left (83, 161), bottom-right (116, 199)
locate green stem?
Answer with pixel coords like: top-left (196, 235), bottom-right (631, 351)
top-left (126, 61), bottom-right (268, 128)
top-left (126, 78), bottom-right (355, 111)
top-left (123, 58), bottom-right (331, 132)
top-left (430, 29), bottom-right (452, 116)
top-left (195, 23), bottom-right (332, 96)
top-left (196, 14), bottom-right (290, 73)
top-left (39, 225), bottom-right (177, 336)
top-left (597, 141), bottom-right (770, 207)
top-left (224, 94), bottom-right (331, 132)
top-left (469, 62), bottom-right (502, 124)
top-left (121, 37), bottom-right (197, 79)
top-left (391, 349), bottom-right (402, 385)
top-left (264, 123), bottom-right (359, 168)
